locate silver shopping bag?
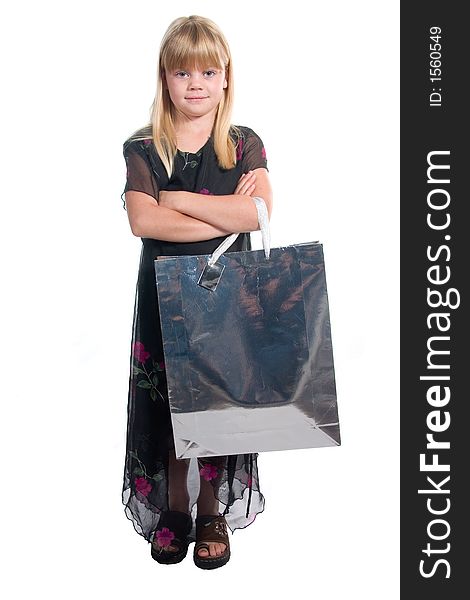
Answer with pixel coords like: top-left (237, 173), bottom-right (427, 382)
top-left (154, 198), bottom-right (340, 458)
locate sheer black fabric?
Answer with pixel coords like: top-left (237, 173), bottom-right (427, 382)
top-left (121, 125), bottom-right (268, 544)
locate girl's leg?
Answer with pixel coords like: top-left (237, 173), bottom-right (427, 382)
top-left (196, 474), bottom-right (220, 515)
top-left (167, 445), bottom-right (190, 513)
top-left (154, 444), bottom-right (190, 552)
top-left (196, 457), bottom-right (227, 558)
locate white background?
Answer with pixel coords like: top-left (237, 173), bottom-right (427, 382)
top-left (1, 1), bottom-right (399, 598)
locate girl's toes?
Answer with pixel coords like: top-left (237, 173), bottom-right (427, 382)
top-left (196, 542), bottom-right (226, 558)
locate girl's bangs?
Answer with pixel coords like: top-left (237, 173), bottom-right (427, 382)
top-left (162, 33), bottom-right (227, 72)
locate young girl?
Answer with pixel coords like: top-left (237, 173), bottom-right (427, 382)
top-left (121, 15), bottom-right (273, 570)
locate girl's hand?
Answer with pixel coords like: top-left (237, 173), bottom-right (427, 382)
top-left (234, 171), bottom-right (256, 196)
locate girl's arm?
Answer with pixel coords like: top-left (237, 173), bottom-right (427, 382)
top-left (125, 190), bottom-right (232, 242)
top-left (159, 168), bottom-right (273, 233)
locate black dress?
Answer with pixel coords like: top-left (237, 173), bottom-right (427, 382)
top-left (121, 124), bottom-right (268, 544)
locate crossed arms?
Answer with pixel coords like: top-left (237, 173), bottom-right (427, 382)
top-left (125, 168), bottom-right (272, 242)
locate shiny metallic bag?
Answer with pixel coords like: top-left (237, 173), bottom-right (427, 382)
top-left (154, 198), bottom-right (341, 458)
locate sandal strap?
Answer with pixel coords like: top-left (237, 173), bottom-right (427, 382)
top-left (153, 510), bottom-right (192, 548)
top-left (195, 515), bottom-right (230, 549)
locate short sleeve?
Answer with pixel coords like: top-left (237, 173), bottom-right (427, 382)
top-left (121, 140), bottom-right (159, 210)
top-left (241, 127), bottom-right (269, 173)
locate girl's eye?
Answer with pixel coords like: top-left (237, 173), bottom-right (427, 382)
top-left (174, 69), bottom-right (218, 78)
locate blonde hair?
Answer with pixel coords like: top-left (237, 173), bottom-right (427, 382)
top-left (129, 15), bottom-right (241, 177)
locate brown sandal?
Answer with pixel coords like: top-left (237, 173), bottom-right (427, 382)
top-left (193, 514), bottom-right (231, 570)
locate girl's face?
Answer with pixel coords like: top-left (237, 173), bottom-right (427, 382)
top-left (163, 64), bottom-right (227, 122)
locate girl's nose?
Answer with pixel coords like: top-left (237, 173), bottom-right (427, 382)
top-left (188, 74), bottom-right (203, 88)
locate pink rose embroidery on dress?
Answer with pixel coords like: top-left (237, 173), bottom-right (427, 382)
top-left (261, 147), bottom-right (266, 160)
top-left (131, 341), bottom-right (166, 402)
top-left (199, 463), bottom-right (219, 481)
top-left (133, 341), bottom-right (150, 363)
top-left (236, 138), bottom-right (244, 161)
top-left (135, 476), bottom-right (152, 497)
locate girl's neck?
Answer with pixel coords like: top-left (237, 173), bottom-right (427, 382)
top-left (175, 131), bottom-right (211, 154)
top-left (176, 125), bottom-right (212, 140)
top-left (173, 111), bottom-right (215, 139)
top-left (174, 117), bottom-right (215, 153)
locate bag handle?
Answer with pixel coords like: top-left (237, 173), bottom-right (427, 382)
top-left (207, 196), bottom-right (271, 267)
